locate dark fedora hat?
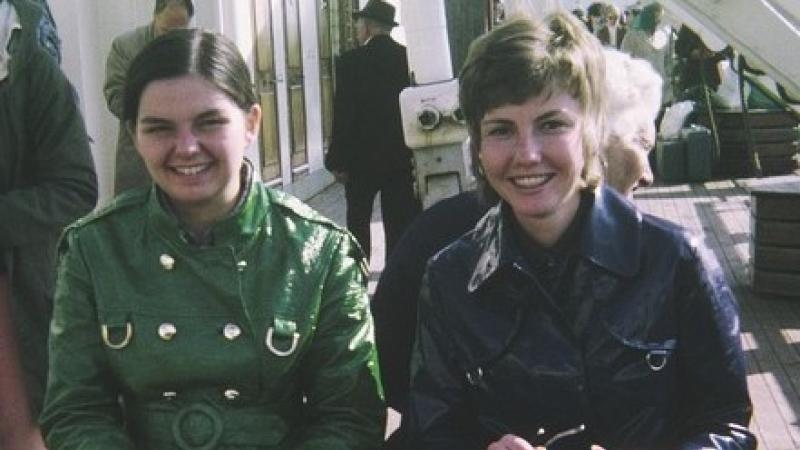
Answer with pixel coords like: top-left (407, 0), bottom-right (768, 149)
top-left (353, 0), bottom-right (398, 27)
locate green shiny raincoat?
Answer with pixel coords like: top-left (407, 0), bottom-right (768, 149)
top-left (41, 179), bottom-right (385, 450)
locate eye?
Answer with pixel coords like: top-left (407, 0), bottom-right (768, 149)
top-left (197, 117), bottom-right (229, 129)
top-left (540, 119), bottom-right (570, 133)
top-left (482, 124), bottom-right (513, 139)
top-left (140, 124), bottom-right (172, 134)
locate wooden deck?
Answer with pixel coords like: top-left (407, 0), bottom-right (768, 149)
top-left (634, 174), bottom-right (800, 450)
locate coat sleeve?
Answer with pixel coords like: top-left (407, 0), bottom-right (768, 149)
top-left (39, 230), bottom-right (137, 450)
top-left (103, 35), bottom-right (130, 120)
top-left (406, 268), bottom-right (483, 450)
top-left (325, 54), bottom-right (357, 173)
top-left (674, 242), bottom-right (756, 450)
top-left (291, 231), bottom-right (386, 450)
top-left (0, 48), bottom-right (97, 249)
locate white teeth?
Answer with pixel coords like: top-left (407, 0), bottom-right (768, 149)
top-left (512, 174), bottom-right (549, 188)
top-left (173, 165), bottom-right (207, 176)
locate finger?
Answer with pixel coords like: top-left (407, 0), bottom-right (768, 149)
top-left (500, 434), bottom-right (537, 450)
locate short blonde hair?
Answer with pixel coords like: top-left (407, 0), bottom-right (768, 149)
top-left (459, 11), bottom-right (607, 204)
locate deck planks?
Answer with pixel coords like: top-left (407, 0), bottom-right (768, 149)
top-left (635, 174), bottom-right (800, 450)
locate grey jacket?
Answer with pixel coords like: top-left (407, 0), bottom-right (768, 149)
top-left (103, 23), bottom-right (155, 194)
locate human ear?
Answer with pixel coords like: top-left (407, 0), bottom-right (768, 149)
top-left (244, 104), bottom-right (262, 144)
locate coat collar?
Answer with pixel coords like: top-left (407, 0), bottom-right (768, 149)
top-left (364, 33), bottom-right (393, 48)
top-left (467, 185), bottom-right (642, 292)
top-left (147, 161), bottom-right (267, 247)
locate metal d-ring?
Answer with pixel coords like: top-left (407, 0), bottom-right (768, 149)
top-left (645, 349), bottom-right (669, 371)
top-left (101, 322), bottom-right (133, 349)
top-left (265, 326), bottom-right (300, 357)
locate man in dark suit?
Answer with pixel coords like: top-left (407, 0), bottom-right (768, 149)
top-left (325, 0), bottom-right (421, 261)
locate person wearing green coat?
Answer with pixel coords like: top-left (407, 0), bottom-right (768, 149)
top-left (41, 28), bottom-right (385, 450)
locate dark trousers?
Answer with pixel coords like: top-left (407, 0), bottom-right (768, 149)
top-left (345, 170), bottom-right (421, 261)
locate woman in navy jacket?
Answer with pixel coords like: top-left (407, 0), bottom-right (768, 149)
top-left (406, 12), bottom-right (755, 450)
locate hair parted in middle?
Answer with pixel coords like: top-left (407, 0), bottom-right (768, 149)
top-left (459, 11), bottom-right (607, 205)
top-left (122, 28), bottom-right (257, 126)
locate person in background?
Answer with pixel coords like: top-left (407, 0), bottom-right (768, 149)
top-left (597, 4), bottom-right (625, 49)
top-left (324, 0), bottom-right (421, 262)
top-left (41, 28), bottom-right (384, 450)
top-left (104, 0), bottom-right (193, 195)
top-left (570, 8), bottom-right (586, 28)
top-left (601, 48), bottom-right (662, 197)
top-left (0, 0), bottom-right (98, 448)
top-left (621, 1), bottom-right (675, 105)
top-left (585, 2), bottom-right (607, 36)
top-left (406, 12), bottom-right (754, 450)
top-left (674, 24), bottom-right (733, 103)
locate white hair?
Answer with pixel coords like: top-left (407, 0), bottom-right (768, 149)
top-left (603, 48), bottom-right (662, 139)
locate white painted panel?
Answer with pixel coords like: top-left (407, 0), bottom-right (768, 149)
top-left (51, 0), bottom-right (151, 206)
top-left (271, 0), bottom-right (294, 186)
top-left (299, 0), bottom-right (324, 171)
top-left (401, 0), bottom-right (452, 83)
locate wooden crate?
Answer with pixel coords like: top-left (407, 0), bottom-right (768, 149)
top-left (750, 182), bottom-right (800, 297)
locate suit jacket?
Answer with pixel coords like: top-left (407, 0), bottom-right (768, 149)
top-left (326, 34), bottom-right (413, 177)
top-left (598, 25), bottom-right (626, 49)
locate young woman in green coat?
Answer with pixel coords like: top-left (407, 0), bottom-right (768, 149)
top-left (41, 29), bottom-right (385, 450)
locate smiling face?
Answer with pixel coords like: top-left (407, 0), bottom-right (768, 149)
top-left (478, 91), bottom-right (586, 242)
top-left (135, 75), bottom-right (260, 224)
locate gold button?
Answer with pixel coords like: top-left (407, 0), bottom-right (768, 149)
top-left (159, 254), bottom-right (175, 270)
top-left (158, 323), bottom-right (177, 341)
top-left (223, 323), bottom-right (242, 340)
top-left (223, 388), bottom-right (240, 400)
top-left (162, 391), bottom-right (177, 400)
top-left (236, 260), bottom-right (247, 272)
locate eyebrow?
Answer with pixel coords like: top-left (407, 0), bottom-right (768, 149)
top-left (138, 109), bottom-right (226, 124)
top-left (481, 109), bottom-right (569, 125)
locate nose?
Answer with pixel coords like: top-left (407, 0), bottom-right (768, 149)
top-left (639, 163), bottom-right (654, 188)
top-left (175, 127), bottom-right (200, 155)
top-left (515, 132), bottom-right (542, 163)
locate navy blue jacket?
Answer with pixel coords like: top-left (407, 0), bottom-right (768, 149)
top-left (408, 186), bottom-right (755, 450)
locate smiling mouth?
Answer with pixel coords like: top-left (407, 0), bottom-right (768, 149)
top-left (171, 163), bottom-right (211, 176)
top-left (510, 174), bottom-right (552, 188)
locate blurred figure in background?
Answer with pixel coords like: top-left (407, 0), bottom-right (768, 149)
top-left (104, 0), bottom-right (193, 195)
top-left (597, 4), bottom-right (625, 49)
top-left (621, 1), bottom-right (675, 105)
top-left (586, 2), bottom-right (608, 36)
top-left (602, 48), bottom-right (662, 197)
top-left (674, 24), bottom-right (733, 103)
